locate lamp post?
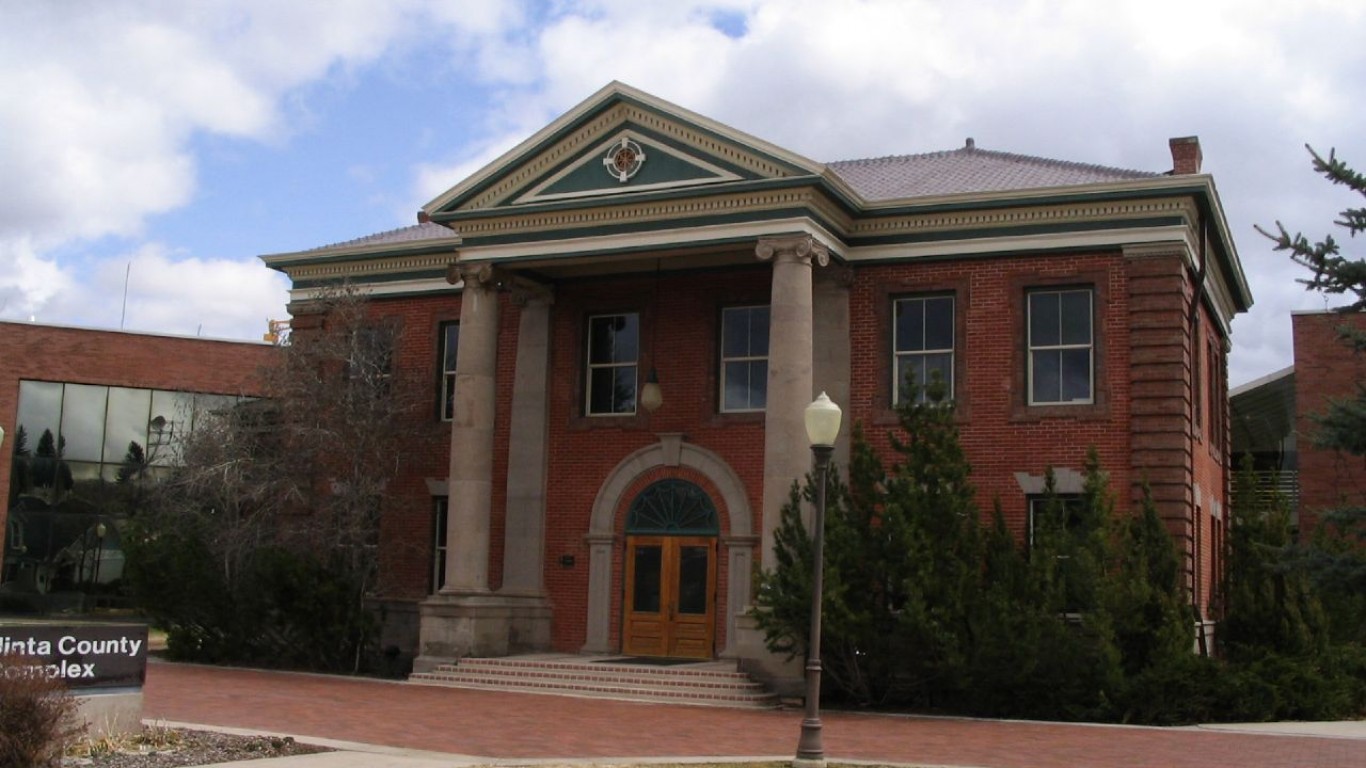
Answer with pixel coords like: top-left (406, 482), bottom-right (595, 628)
top-left (796, 392), bottom-right (841, 767)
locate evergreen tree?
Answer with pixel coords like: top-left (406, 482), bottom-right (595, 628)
top-left (1221, 455), bottom-right (1326, 657)
top-left (883, 380), bottom-right (984, 706)
top-left (1258, 145), bottom-right (1366, 618)
top-left (1020, 458), bottom-right (1123, 721)
top-left (754, 376), bottom-right (985, 707)
top-left (1106, 482), bottom-right (1194, 677)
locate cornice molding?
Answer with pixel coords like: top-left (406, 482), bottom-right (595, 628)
top-left (284, 251), bottom-right (457, 281)
top-left (456, 216), bottom-right (845, 265)
top-left (287, 276), bottom-right (458, 303)
top-left (261, 234), bottom-right (460, 268)
top-left (453, 185), bottom-right (850, 242)
top-left (851, 196), bottom-right (1197, 239)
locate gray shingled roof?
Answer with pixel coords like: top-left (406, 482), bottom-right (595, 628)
top-left (302, 221), bottom-right (458, 253)
top-left (827, 140), bottom-right (1158, 201)
top-left (297, 144), bottom-right (1158, 254)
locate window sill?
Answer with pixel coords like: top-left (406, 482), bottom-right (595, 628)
top-left (1009, 401), bottom-right (1109, 423)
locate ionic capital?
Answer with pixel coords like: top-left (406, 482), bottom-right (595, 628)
top-left (755, 235), bottom-right (830, 268)
top-left (447, 260), bottom-right (499, 290)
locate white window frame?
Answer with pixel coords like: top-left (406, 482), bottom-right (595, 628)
top-left (1027, 288), bottom-right (1094, 406)
top-left (892, 294), bottom-right (955, 404)
top-left (432, 497), bottom-right (448, 592)
top-left (585, 313), bottom-right (639, 416)
top-left (440, 321), bottom-right (459, 422)
top-left (720, 305), bottom-right (769, 413)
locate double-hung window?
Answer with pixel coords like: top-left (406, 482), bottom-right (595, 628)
top-left (893, 295), bottom-right (955, 404)
top-left (720, 305), bottom-right (769, 412)
top-left (1027, 288), bottom-right (1093, 405)
top-left (586, 313), bottom-right (639, 415)
top-left (439, 322), bottom-right (459, 421)
top-left (431, 497), bottom-right (448, 592)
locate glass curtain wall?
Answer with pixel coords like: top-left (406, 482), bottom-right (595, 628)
top-left (4, 380), bottom-right (243, 612)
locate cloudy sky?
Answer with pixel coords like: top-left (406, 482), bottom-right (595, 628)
top-left (2, 0), bottom-right (1363, 385)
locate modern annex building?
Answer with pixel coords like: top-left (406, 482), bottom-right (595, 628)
top-left (1231, 309), bottom-right (1366, 534)
top-left (262, 83), bottom-right (1252, 678)
top-left (0, 321), bottom-right (273, 610)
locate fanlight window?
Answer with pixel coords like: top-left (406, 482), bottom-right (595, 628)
top-left (625, 479), bottom-right (719, 535)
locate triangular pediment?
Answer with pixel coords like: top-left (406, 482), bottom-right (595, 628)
top-left (424, 82), bottom-right (822, 216)
top-left (513, 128), bottom-right (743, 204)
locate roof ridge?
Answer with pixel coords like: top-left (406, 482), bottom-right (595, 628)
top-left (828, 144), bottom-right (1156, 179)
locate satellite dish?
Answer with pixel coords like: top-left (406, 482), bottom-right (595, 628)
top-left (149, 416), bottom-right (167, 432)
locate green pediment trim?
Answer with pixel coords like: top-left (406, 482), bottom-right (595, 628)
top-left (431, 91), bottom-right (819, 215)
top-left (514, 128), bottom-right (746, 204)
top-left (845, 216), bottom-right (1187, 247)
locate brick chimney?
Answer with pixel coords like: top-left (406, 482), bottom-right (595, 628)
top-left (1169, 136), bottom-right (1203, 174)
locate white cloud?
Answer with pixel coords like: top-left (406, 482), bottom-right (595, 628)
top-left (441, 0), bottom-right (1365, 385)
top-left (37, 243), bottom-right (291, 340)
top-left (5, 0), bottom-right (1365, 387)
top-left (0, 0), bottom-right (518, 333)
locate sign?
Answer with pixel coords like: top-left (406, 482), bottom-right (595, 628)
top-left (0, 623), bottom-right (148, 689)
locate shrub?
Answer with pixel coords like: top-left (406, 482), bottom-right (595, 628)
top-left (123, 514), bottom-right (376, 672)
top-left (0, 653), bottom-right (85, 767)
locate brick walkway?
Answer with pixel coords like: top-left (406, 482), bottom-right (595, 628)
top-left (143, 660), bottom-right (1366, 767)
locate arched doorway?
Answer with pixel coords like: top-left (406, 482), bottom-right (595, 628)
top-left (621, 479), bottom-right (718, 658)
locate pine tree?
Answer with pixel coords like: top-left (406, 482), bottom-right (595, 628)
top-left (1257, 145), bottom-right (1366, 604)
top-left (1106, 482), bottom-right (1194, 677)
top-left (1221, 455), bottom-right (1325, 658)
top-left (883, 379), bottom-right (984, 706)
top-left (754, 375), bottom-right (986, 707)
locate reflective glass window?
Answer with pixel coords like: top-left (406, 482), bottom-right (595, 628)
top-left (59, 384), bottom-right (108, 462)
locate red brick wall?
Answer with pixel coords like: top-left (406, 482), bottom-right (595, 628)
top-left (542, 264), bottom-right (770, 651)
top-left (324, 294), bottom-right (463, 601)
top-left (849, 252), bottom-right (1135, 540)
top-left (0, 321), bottom-right (276, 550)
top-left (350, 248), bottom-right (1228, 654)
top-left (1293, 311), bottom-right (1366, 535)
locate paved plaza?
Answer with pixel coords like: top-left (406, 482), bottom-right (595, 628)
top-left (143, 659), bottom-right (1366, 768)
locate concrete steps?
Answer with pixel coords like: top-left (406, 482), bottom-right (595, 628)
top-left (409, 654), bottom-right (779, 709)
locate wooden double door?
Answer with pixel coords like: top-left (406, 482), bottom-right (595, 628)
top-left (622, 535), bottom-right (717, 659)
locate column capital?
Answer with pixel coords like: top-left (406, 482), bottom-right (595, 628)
top-left (756, 235), bottom-right (830, 267)
top-left (447, 260), bottom-right (499, 289)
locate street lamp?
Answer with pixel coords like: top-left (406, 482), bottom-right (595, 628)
top-left (796, 392), bottom-right (841, 767)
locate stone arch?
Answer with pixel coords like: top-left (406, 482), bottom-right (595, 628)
top-left (582, 434), bottom-right (755, 656)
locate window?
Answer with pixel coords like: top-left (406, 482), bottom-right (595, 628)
top-left (345, 325), bottom-right (394, 396)
top-left (432, 497), bottom-right (448, 592)
top-left (720, 305), bottom-right (769, 412)
top-left (1027, 495), bottom-right (1084, 549)
top-left (1027, 288), bottom-right (1093, 405)
top-left (1193, 315), bottom-right (1203, 432)
top-left (439, 322), bottom-right (459, 421)
top-left (586, 313), bottom-right (639, 415)
top-left (1208, 338), bottom-right (1223, 451)
top-left (893, 295), bottom-right (954, 404)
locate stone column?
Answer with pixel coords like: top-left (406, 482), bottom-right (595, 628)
top-left (417, 265), bottom-right (556, 668)
top-left (443, 263), bottom-right (500, 594)
top-left (756, 235), bottom-right (828, 571)
top-left (501, 286), bottom-right (553, 596)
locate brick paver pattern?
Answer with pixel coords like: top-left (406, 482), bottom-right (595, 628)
top-left (144, 661), bottom-right (1365, 768)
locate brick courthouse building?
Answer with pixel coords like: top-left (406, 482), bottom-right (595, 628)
top-left (261, 83), bottom-right (1252, 676)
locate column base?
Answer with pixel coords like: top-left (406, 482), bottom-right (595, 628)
top-left (414, 592), bottom-right (553, 672)
top-left (730, 612), bottom-right (806, 699)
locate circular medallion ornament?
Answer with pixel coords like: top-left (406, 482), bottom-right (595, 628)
top-left (603, 136), bottom-right (646, 183)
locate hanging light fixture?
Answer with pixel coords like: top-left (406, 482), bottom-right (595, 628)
top-left (640, 260), bottom-right (664, 413)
